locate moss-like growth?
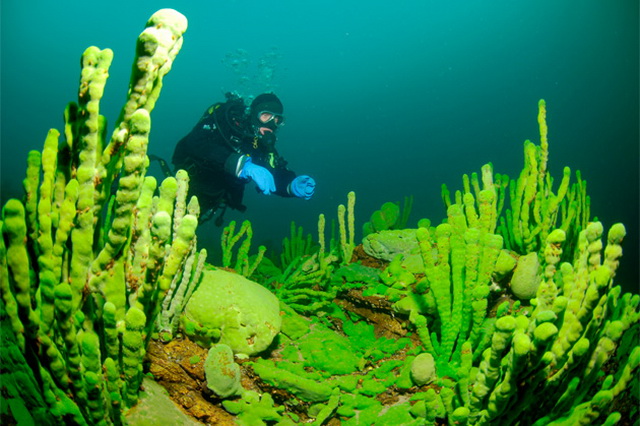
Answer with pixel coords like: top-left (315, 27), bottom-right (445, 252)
top-left (181, 268), bottom-right (282, 356)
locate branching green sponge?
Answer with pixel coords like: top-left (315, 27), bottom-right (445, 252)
top-left (0, 9), bottom-right (192, 425)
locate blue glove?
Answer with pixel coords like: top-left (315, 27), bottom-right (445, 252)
top-left (290, 175), bottom-right (316, 200)
top-left (239, 158), bottom-right (276, 195)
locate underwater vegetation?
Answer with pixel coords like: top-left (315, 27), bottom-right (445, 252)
top-left (1, 8), bottom-right (638, 426)
top-left (1, 9), bottom-right (199, 425)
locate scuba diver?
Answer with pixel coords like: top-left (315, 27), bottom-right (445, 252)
top-left (156, 92), bottom-right (316, 225)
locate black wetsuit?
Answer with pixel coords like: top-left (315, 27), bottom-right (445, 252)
top-left (172, 98), bottom-right (297, 217)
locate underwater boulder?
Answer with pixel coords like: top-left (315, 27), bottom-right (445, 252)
top-left (510, 252), bottom-right (542, 300)
top-left (410, 352), bottom-right (437, 386)
top-left (362, 229), bottom-right (424, 273)
top-left (181, 268), bottom-right (282, 356)
top-left (204, 344), bottom-right (243, 398)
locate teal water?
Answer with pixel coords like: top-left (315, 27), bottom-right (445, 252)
top-left (2, 0), bottom-right (638, 290)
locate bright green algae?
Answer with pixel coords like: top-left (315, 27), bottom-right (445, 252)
top-left (241, 307), bottom-right (419, 423)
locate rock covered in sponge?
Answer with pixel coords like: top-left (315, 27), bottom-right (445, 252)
top-left (204, 344), bottom-right (242, 398)
top-left (410, 352), bottom-right (436, 386)
top-left (510, 252), bottom-right (541, 300)
top-left (180, 268), bottom-right (281, 356)
top-left (362, 229), bottom-right (420, 262)
top-left (362, 229), bottom-right (425, 273)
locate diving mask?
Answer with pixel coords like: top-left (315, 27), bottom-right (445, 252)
top-left (258, 111), bottom-right (285, 127)
top-left (250, 93), bottom-right (284, 135)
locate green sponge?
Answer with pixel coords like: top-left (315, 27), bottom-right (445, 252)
top-left (204, 344), bottom-right (242, 398)
top-left (181, 268), bottom-right (282, 356)
top-left (410, 352), bottom-right (436, 386)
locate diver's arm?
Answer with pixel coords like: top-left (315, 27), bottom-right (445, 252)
top-left (272, 167), bottom-right (298, 197)
top-left (224, 153), bottom-right (250, 177)
top-left (178, 133), bottom-right (251, 180)
top-left (269, 159), bottom-right (318, 199)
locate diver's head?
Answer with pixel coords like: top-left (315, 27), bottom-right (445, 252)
top-left (250, 93), bottom-right (285, 136)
